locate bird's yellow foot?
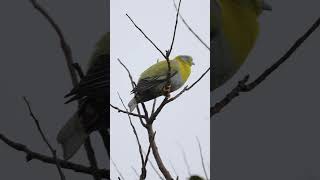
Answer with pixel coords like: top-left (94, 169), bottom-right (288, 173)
top-left (163, 84), bottom-right (171, 98)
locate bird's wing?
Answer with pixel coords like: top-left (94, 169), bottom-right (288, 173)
top-left (65, 54), bottom-right (109, 103)
top-left (132, 70), bottom-right (178, 94)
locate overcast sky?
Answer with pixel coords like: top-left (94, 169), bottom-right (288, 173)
top-left (110, 0), bottom-right (210, 179)
top-left (212, 0), bottom-right (320, 180)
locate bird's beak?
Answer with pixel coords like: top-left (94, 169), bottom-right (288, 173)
top-left (192, 62), bottom-right (195, 65)
top-left (261, 0), bottom-right (272, 11)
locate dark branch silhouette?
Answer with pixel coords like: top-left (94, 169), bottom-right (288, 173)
top-left (23, 97), bottom-right (66, 180)
top-left (28, 2), bottom-right (105, 180)
top-left (211, 17), bottom-right (320, 116)
top-left (0, 133), bottom-right (109, 178)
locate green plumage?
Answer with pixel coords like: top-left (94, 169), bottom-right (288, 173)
top-left (211, 0), bottom-right (271, 91)
top-left (57, 32), bottom-right (109, 160)
top-left (128, 55), bottom-right (194, 112)
top-left (189, 175), bottom-right (204, 180)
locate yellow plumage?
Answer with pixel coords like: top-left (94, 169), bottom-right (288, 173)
top-left (128, 55), bottom-right (194, 112)
top-left (211, 0), bottom-right (271, 90)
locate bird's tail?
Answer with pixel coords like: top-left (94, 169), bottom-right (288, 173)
top-left (57, 112), bottom-right (88, 160)
top-left (128, 97), bottom-right (138, 112)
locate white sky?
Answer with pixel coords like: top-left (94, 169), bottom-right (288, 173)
top-left (110, 0), bottom-right (210, 179)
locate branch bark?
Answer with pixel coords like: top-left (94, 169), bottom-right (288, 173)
top-left (28, 1), bottom-right (104, 179)
top-left (23, 97), bottom-right (66, 180)
top-left (211, 17), bottom-right (320, 116)
top-left (0, 133), bottom-right (109, 178)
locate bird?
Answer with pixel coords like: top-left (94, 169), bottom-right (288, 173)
top-left (57, 32), bottom-right (109, 160)
top-left (128, 55), bottom-right (194, 112)
top-left (211, 0), bottom-right (272, 91)
top-left (188, 175), bottom-right (204, 180)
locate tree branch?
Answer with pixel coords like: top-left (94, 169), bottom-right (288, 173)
top-left (211, 17), bottom-right (320, 116)
top-left (28, 2), bottom-right (103, 179)
top-left (172, 0), bottom-right (210, 51)
top-left (23, 97), bottom-right (66, 180)
top-left (29, 0), bottom-right (78, 86)
top-left (0, 133), bottom-right (109, 178)
top-left (196, 137), bottom-right (208, 180)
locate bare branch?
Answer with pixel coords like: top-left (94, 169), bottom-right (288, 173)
top-left (23, 97), bottom-right (66, 180)
top-left (167, 0), bottom-right (182, 57)
top-left (172, 0), bottom-right (210, 51)
top-left (149, 67), bottom-right (210, 122)
top-left (169, 161), bottom-right (179, 178)
top-left (196, 137), bottom-right (208, 180)
top-left (116, 93), bottom-right (146, 180)
top-left (0, 133), bottom-right (109, 178)
top-left (143, 131), bottom-right (156, 169)
top-left (110, 104), bottom-right (146, 119)
top-left (29, 0), bottom-right (78, 86)
top-left (126, 14), bottom-right (167, 59)
top-left (178, 143), bottom-right (191, 176)
top-left (115, 59), bottom-right (148, 127)
top-left (111, 159), bottom-right (125, 180)
top-left (28, 1), bottom-right (103, 179)
top-left (151, 98), bottom-right (157, 115)
top-left (84, 140), bottom-right (101, 180)
top-left (142, 151), bottom-right (165, 180)
top-left (146, 125), bottom-right (173, 180)
top-left (211, 17), bottom-right (320, 116)
top-left (117, 58), bottom-right (137, 88)
top-left (131, 166), bottom-right (140, 178)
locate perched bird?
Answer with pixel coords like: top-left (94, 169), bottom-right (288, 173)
top-left (128, 55), bottom-right (194, 112)
top-left (211, 0), bottom-right (271, 90)
top-left (57, 33), bottom-right (109, 160)
top-left (188, 175), bottom-right (204, 180)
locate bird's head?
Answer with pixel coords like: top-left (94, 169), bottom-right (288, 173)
top-left (248, 0), bottom-right (272, 15)
top-left (230, 0), bottom-right (272, 15)
top-left (189, 175), bottom-right (204, 180)
top-left (255, 0), bottom-right (272, 14)
top-left (175, 55), bottom-right (194, 67)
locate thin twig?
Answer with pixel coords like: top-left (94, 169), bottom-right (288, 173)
top-left (0, 133), bottom-right (109, 178)
top-left (111, 159), bottom-right (125, 180)
top-left (196, 137), bottom-right (208, 180)
top-left (23, 97), bottom-right (66, 180)
top-left (110, 104), bottom-right (146, 119)
top-left (178, 143), bottom-right (191, 176)
top-left (151, 98), bottom-right (157, 115)
top-left (149, 66), bottom-right (210, 122)
top-left (29, 0), bottom-right (78, 86)
top-left (84, 140), bottom-right (101, 180)
top-left (116, 58), bottom-right (147, 127)
top-left (131, 166), bottom-right (140, 178)
top-left (167, 0), bottom-right (182, 57)
top-left (116, 93), bottom-right (146, 180)
top-left (169, 161), bottom-right (178, 178)
top-left (29, 1), bottom-right (102, 179)
top-left (126, 14), bottom-right (167, 59)
top-left (143, 132), bottom-right (156, 169)
top-left (211, 17), bottom-right (320, 116)
top-left (117, 58), bottom-right (137, 87)
top-left (172, 0), bottom-right (210, 51)
top-left (142, 151), bottom-right (165, 180)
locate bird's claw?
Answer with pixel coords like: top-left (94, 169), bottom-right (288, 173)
top-left (163, 84), bottom-right (171, 98)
